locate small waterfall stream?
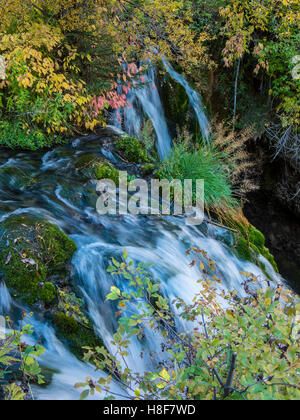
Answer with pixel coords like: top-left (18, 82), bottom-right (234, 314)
top-left (162, 58), bottom-right (211, 143)
top-left (114, 65), bottom-right (172, 159)
top-left (0, 282), bottom-right (12, 314)
top-left (0, 137), bottom-right (282, 399)
top-left (112, 59), bottom-right (210, 159)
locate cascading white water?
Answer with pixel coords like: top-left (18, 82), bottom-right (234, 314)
top-left (112, 58), bottom-right (210, 159)
top-left (123, 93), bottom-right (143, 140)
top-left (0, 124), bottom-right (283, 399)
top-left (134, 67), bottom-right (172, 159)
top-left (0, 282), bottom-right (12, 314)
top-left (117, 66), bottom-right (172, 160)
top-left (162, 58), bottom-right (210, 143)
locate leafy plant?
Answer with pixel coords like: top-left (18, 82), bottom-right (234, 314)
top-left (57, 289), bottom-right (89, 327)
top-left (76, 249), bottom-right (300, 401)
top-left (0, 316), bottom-right (45, 400)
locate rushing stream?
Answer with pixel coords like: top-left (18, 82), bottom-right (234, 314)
top-left (0, 131), bottom-right (282, 399)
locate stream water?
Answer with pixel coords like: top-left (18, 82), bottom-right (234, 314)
top-left (0, 131), bottom-right (282, 399)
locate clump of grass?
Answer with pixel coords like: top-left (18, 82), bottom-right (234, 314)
top-left (155, 142), bottom-right (236, 209)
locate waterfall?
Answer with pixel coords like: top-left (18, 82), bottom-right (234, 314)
top-left (162, 58), bottom-right (210, 144)
top-left (0, 282), bottom-right (12, 314)
top-left (112, 59), bottom-right (210, 158)
top-left (123, 92), bottom-right (143, 140)
top-left (118, 66), bottom-right (172, 160)
top-left (134, 67), bottom-right (172, 159)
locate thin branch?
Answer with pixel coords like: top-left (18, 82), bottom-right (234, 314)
top-left (224, 351), bottom-right (237, 398)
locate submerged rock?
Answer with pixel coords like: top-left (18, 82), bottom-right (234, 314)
top-left (53, 311), bottom-right (104, 360)
top-left (0, 214), bottom-right (77, 303)
top-left (0, 166), bottom-right (36, 190)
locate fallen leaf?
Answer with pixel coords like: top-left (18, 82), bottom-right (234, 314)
top-left (5, 253), bottom-right (11, 265)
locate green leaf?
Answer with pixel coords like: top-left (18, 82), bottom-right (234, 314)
top-left (80, 390), bottom-right (89, 400)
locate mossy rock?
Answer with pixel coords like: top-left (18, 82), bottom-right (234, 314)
top-left (38, 282), bottom-right (56, 305)
top-left (77, 155), bottom-right (120, 185)
top-left (0, 166), bottom-right (35, 190)
top-left (248, 226), bottom-right (265, 249)
top-left (140, 163), bottom-right (155, 177)
top-left (236, 237), bottom-right (253, 262)
top-left (75, 153), bottom-right (98, 171)
top-left (115, 136), bottom-right (149, 163)
top-left (0, 214), bottom-right (77, 303)
top-left (160, 72), bottom-right (190, 128)
top-left (94, 161), bottom-right (120, 184)
top-left (234, 224), bottom-right (279, 274)
top-left (53, 312), bottom-right (104, 359)
top-left (261, 247), bottom-right (279, 273)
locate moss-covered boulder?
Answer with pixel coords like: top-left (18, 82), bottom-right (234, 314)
top-left (38, 282), bottom-right (56, 305)
top-left (75, 153), bottom-right (98, 171)
top-left (76, 154), bottom-right (120, 185)
top-left (0, 214), bottom-right (77, 303)
top-left (140, 163), bottom-right (155, 177)
top-left (236, 237), bottom-right (254, 262)
top-left (93, 161), bottom-right (120, 184)
top-left (234, 224), bottom-right (279, 274)
top-left (53, 312), bottom-right (103, 359)
top-left (248, 226), bottom-right (265, 250)
top-left (114, 136), bottom-right (149, 163)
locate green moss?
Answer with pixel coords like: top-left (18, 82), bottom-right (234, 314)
top-left (115, 136), bottom-right (149, 163)
top-left (53, 312), bottom-right (79, 334)
top-left (248, 226), bottom-right (265, 250)
top-left (140, 163), bottom-right (155, 176)
top-left (94, 161), bottom-right (120, 184)
top-left (0, 215), bottom-right (77, 303)
top-left (160, 72), bottom-right (190, 127)
top-left (38, 282), bottom-right (56, 305)
top-left (53, 312), bottom-right (103, 359)
top-left (77, 155), bottom-right (120, 185)
top-left (232, 221), bottom-right (279, 275)
top-left (247, 226), bottom-right (278, 273)
top-left (262, 247), bottom-right (279, 273)
top-left (236, 237), bottom-right (253, 261)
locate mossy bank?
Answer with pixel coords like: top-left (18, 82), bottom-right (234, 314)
top-left (234, 224), bottom-right (279, 276)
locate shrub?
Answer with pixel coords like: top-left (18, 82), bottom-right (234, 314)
top-left (77, 249), bottom-right (300, 401)
top-left (0, 320), bottom-right (45, 400)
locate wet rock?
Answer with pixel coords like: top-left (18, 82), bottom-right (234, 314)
top-left (0, 166), bottom-right (35, 190)
top-left (0, 214), bottom-right (77, 304)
